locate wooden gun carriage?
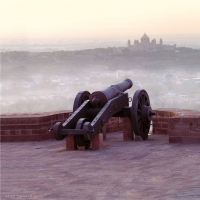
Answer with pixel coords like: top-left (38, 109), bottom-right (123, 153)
top-left (52, 79), bottom-right (155, 149)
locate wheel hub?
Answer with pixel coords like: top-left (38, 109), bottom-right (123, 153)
top-left (141, 105), bottom-right (156, 123)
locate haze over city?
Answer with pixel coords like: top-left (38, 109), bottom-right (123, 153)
top-left (1, 0), bottom-right (200, 114)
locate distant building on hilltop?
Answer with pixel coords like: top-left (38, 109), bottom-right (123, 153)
top-left (127, 33), bottom-right (176, 52)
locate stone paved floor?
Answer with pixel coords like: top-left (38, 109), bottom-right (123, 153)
top-left (1, 132), bottom-right (200, 200)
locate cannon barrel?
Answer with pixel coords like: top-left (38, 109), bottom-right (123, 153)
top-left (89, 79), bottom-right (133, 107)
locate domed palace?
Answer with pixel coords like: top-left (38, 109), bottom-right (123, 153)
top-left (127, 33), bottom-right (176, 51)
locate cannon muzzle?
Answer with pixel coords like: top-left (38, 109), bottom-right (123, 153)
top-left (89, 79), bottom-right (133, 107)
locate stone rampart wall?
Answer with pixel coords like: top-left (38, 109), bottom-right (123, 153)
top-left (152, 108), bottom-right (200, 144)
top-left (1, 108), bottom-right (200, 143)
top-left (0, 111), bottom-right (122, 142)
top-left (0, 111), bottom-right (71, 142)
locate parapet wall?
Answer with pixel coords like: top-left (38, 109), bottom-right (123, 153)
top-left (152, 108), bottom-right (200, 144)
top-left (0, 111), bottom-right (71, 142)
top-left (0, 111), bottom-right (123, 142)
top-left (1, 108), bottom-right (200, 144)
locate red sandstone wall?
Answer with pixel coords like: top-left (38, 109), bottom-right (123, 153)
top-left (0, 111), bottom-right (122, 142)
top-left (104, 117), bottom-right (123, 133)
top-left (152, 108), bottom-right (200, 144)
top-left (0, 111), bottom-right (71, 142)
top-left (1, 108), bottom-right (200, 144)
top-left (169, 115), bottom-right (200, 143)
top-left (152, 109), bottom-right (178, 135)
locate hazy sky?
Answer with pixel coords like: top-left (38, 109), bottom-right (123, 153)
top-left (1, 0), bottom-right (200, 40)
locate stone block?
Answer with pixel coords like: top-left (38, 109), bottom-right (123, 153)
top-left (169, 137), bottom-right (182, 143)
top-left (168, 117), bottom-right (182, 124)
top-left (156, 111), bottom-right (170, 117)
top-left (182, 137), bottom-right (200, 144)
top-left (0, 118), bottom-right (6, 125)
top-left (152, 116), bottom-right (159, 123)
top-left (20, 130), bottom-right (31, 135)
top-left (66, 135), bottom-right (76, 150)
top-left (168, 130), bottom-right (181, 136)
top-left (0, 130), bottom-right (10, 135)
top-left (170, 112), bottom-right (179, 117)
top-left (25, 124), bottom-right (41, 129)
top-left (8, 118), bottom-right (18, 124)
top-left (51, 114), bottom-right (56, 121)
top-left (40, 134), bottom-right (50, 141)
top-left (0, 125), bottom-right (15, 131)
top-left (40, 122), bottom-right (51, 128)
top-left (182, 117), bottom-right (199, 124)
top-left (190, 123), bottom-right (200, 131)
top-left (153, 122), bottom-right (161, 128)
top-left (190, 130), bottom-right (200, 137)
top-left (102, 126), bottom-right (106, 140)
top-left (171, 123), bottom-right (190, 130)
top-left (40, 129), bottom-right (48, 135)
top-left (91, 133), bottom-right (103, 150)
top-left (19, 117), bottom-right (38, 124)
top-left (39, 116), bottom-right (51, 123)
top-left (122, 117), bottom-right (133, 141)
top-left (1, 135), bottom-right (11, 142)
top-left (58, 113), bottom-right (64, 120)
top-left (159, 117), bottom-right (169, 123)
top-left (17, 135), bottom-right (41, 142)
top-left (154, 128), bottom-right (168, 135)
top-left (181, 130), bottom-right (190, 136)
top-left (49, 131), bottom-right (54, 139)
top-left (10, 130), bottom-right (21, 136)
top-left (161, 123), bottom-right (168, 129)
top-left (64, 113), bottom-right (70, 119)
top-left (31, 129), bottom-right (40, 135)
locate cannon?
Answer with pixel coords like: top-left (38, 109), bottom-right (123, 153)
top-left (52, 79), bottom-right (155, 149)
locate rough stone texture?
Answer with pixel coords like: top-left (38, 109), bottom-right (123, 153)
top-left (102, 125), bottom-right (106, 140)
top-left (1, 132), bottom-right (200, 200)
top-left (91, 133), bottom-right (103, 150)
top-left (0, 110), bottom-right (71, 142)
top-left (1, 108), bottom-right (200, 144)
top-left (105, 117), bottom-right (123, 133)
top-left (152, 108), bottom-right (200, 144)
top-left (122, 117), bottom-right (134, 140)
top-left (65, 134), bottom-right (103, 151)
top-left (152, 108), bottom-right (179, 135)
top-left (0, 113), bottom-right (122, 142)
top-left (66, 135), bottom-right (76, 150)
top-left (169, 115), bottom-right (200, 144)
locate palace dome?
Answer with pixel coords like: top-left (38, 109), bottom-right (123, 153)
top-left (141, 33), bottom-right (149, 39)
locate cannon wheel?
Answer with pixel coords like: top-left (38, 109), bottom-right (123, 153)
top-left (53, 122), bottom-right (66, 140)
top-left (73, 91), bottom-right (90, 112)
top-left (74, 118), bottom-right (91, 149)
top-left (131, 89), bottom-right (151, 140)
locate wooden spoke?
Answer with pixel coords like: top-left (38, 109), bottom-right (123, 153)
top-left (131, 89), bottom-right (151, 140)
